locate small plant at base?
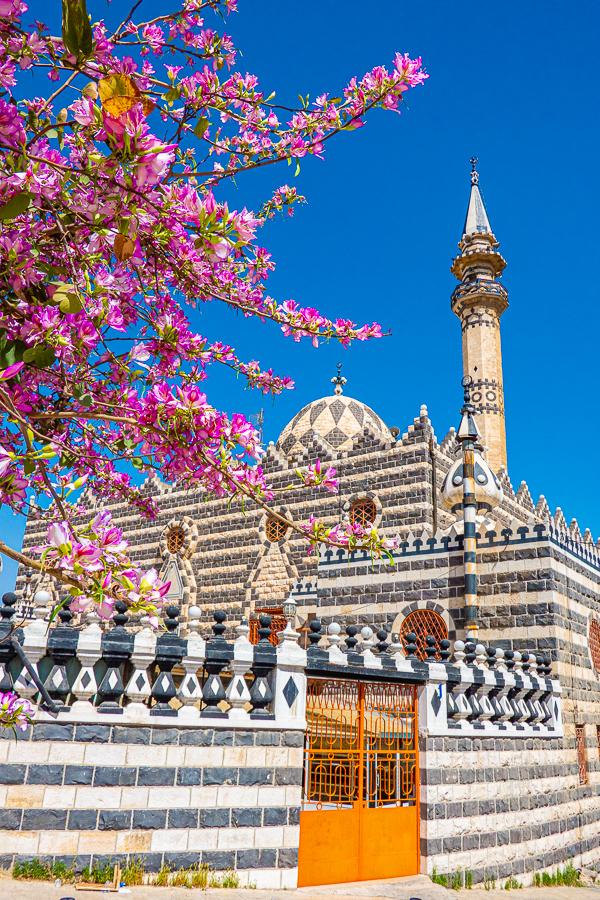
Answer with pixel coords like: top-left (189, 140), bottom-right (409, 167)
top-left (431, 867), bottom-right (447, 887)
top-left (533, 873), bottom-right (541, 887)
top-left (154, 863), bottom-right (172, 887)
top-left (122, 856), bottom-right (146, 886)
top-left (13, 858), bottom-right (76, 882)
top-left (484, 876), bottom-right (497, 891)
top-left (452, 870), bottom-right (463, 890)
top-left (81, 860), bottom-right (115, 885)
top-left (219, 868), bottom-right (240, 889)
top-left (504, 876), bottom-right (523, 890)
top-left (465, 870), bottom-right (473, 889)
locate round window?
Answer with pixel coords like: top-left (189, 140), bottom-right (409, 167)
top-left (350, 498), bottom-right (376, 527)
top-left (166, 527), bottom-right (185, 554)
top-left (590, 620), bottom-right (600, 671)
top-left (400, 609), bottom-right (448, 661)
top-left (266, 515), bottom-right (288, 542)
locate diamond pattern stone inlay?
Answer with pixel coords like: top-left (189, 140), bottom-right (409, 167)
top-left (236, 679), bottom-right (244, 696)
top-left (431, 686), bottom-right (441, 716)
top-left (329, 398), bottom-right (345, 424)
top-left (282, 676), bottom-right (299, 708)
top-left (324, 427), bottom-right (348, 449)
top-left (186, 677), bottom-right (196, 693)
top-left (258, 680), bottom-right (266, 697)
top-left (108, 670), bottom-right (119, 690)
top-left (136, 673), bottom-right (146, 691)
top-left (81, 671), bottom-right (92, 690)
top-left (160, 674), bottom-right (170, 691)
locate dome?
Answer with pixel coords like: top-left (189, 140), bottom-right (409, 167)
top-left (276, 394), bottom-right (389, 456)
top-left (440, 448), bottom-right (503, 512)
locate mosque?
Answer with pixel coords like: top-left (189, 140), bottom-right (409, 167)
top-left (11, 162), bottom-right (600, 886)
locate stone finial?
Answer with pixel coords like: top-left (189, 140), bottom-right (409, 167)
top-left (327, 621), bottom-right (342, 648)
top-left (187, 604), bottom-right (202, 635)
top-left (475, 644), bottom-right (487, 667)
top-left (453, 640), bottom-right (466, 666)
top-left (331, 361), bottom-right (346, 396)
top-left (425, 635), bottom-right (438, 660)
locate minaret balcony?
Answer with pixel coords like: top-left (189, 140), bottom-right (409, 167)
top-left (451, 279), bottom-right (509, 318)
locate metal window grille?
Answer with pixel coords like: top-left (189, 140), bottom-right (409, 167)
top-left (590, 620), bottom-right (600, 671)
top-left (576, 725), bottom-right (588, 785)
top-left (400, 609), bottom-right (448, 661)
top-left (265, 515), bottom-right (288, 542)
top-left (166, 527), bottom-right (185, 553)
top-left (249, 607), bottom-right (287, 646)
top-left (349, 499), bottom-right (376, 527)
top-left (303, 678), bottom-right (417, 809)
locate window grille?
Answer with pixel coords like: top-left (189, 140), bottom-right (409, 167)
top-left (266, 515), bottom-right (288, 542)
top-left (349, 498), bottom-right (376, 527)
top-left (166, 527), bottom-right (185, 554)
top-left (576, 725), bottom-right (588, 785)
top-left (590, 619), bottom-right (600, 671)
top-left (249, 607), bottom-right (287, 646)
top-left (400, 609), bottom-right (448, 661)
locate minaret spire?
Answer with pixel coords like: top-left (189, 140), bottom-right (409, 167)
top-left (451, 160), bottom-right (508, 473)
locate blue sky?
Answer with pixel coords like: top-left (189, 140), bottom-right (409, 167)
top-left (1, 0), bottom-right (599, 592)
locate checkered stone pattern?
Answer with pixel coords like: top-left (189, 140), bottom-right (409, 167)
top-left (275, 393), bottom-right (388, 455)
top-left (0, 724), bottom-right (303, 890)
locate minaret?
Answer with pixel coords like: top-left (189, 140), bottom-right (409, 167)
top-left (451, 159), bottom-right (508, 473)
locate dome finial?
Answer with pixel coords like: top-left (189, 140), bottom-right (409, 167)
top-left (331, 361), bottom-right (347, 396)
top-left (470, 156), bottom-right (479, 185)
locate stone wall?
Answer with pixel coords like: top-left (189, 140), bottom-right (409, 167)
top-left (0, 722), bottom-right (302, 889)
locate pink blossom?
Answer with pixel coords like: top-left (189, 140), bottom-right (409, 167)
top-left (0, 97), bottom-right (24, 147)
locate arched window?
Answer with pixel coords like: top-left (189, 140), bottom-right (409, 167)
top-left (166, 527), bottom-right (185, 554)
top-left (590, 619), bottom-right (600, 671)
top-left (266, 515), bottom-right (287, 542)
top-left (350, 498), bottom-right (376, 527)
top-left (400, 609), bottom-right (448, 661)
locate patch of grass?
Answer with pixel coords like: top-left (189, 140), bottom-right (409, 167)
top-left (13, 859), bottom-right (75, 882)
top-left (504, 876), bottom-right (523, 889)
top-left (81, 859), bottom-right (115, 885)
top-left (218, 868), bottom-right (240, 889)
top-left (535, 862), bottom-right (581, 888)
top-left (484, 876), bottom-right (497, 891)
top-left (122, 856), bottom-right (146, 886)
top-left (149, 862), bottom-right (239, 889)
top-left (452, 870), bottom-right (463, 890)
top-left (431, 866), bottom-right (447, 887)
top-left (465, 870), bottom-right (473, 889)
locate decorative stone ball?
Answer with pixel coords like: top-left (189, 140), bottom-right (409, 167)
top-left (328, 622), bottom-right (341, 635)
top-left (188, 605), bottom-right (201, 621)
top-left (34, 590), bottom-right (51, 606)
top-left (360, 626), bottom-right (373, 640)
top-left (454, 640), bottom-right (465, 652)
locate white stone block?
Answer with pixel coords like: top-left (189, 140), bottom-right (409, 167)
top-left (190, 786), bottom-right (218, 808)
top-left (280, 868), bottom-right (299, 889)
top-left (43, 786), bottom-right (76, 809)
top-left (250, 869), bottom-right (282, 889)
top-left (8, 742), bottom-right (49, 764)
top-left (165, 746), bottom-right (186, 766)
top-left (0, 830), bottom-right (40, 853)
top-left (254, 826), bottom-right (283, 848)
top-left (283, 825), bottom-right (300, 848)
top-left (121, 787), bottom-right (149, 810)
top-left (216, 786), bottom-right (258, 808)
top-left (285, 786), bottom-right (302, 806)
top-left (84, 744), bottom-right (127, 766)
top-left (148, 787), bottom-right (191, 809)
top-left (38, 831), bottom-right (79, 854)
top-left (184, 746), bottom-right (224, 767)
top-left (187, 829), bottom-right (219, 851)
top-left (217, 828), bottom-right (254, 850)
top-left (245, 747), bottom-right (267, 767)
top-left (75, 787), bottom-right (123, 809)
top-left (222, 747), bottom-right (247, 767)
top-left (150, 829), bottom-right (189, 851)
top-left (125, 745), bottom-right (167, 766)
top-left (49, 743), bottom-right (85, 764)
top-left (265, 747), bottom-right (289, 767)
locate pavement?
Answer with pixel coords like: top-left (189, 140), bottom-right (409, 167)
top-left (0, 873), bottom-right (599, 900)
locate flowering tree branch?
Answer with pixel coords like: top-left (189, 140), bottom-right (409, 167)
top-left (0, 0), bottom-right (427, 624)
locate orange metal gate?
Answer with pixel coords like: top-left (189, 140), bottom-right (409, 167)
top-left (297, 679), bottom-right (419, 887)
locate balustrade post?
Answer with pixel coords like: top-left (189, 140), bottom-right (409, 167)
top-left (44, 598), bottom-right (78, 713)
top-left (71, 622), bottom-right (103, 712)
top-left (225, 621), bottom-right (252, 721)
top-left (13, 590), bottom-right (49, 703)
top-left (249, 615), bottom-right (276, 720)
top-left (271, 615), bottom-right (307, 727)
top-left (98, 601), bottom-right (134, 714)
top-left (177, 627), bottom-right (205, 720)
top-left (125, 626), bottom-right (158, 713)
top-left (151, 606), bottom-right (185, 717)
top-left (0, 592), bottom-right (23, 693)
top-left (201, 610), bottom-right (233, 719)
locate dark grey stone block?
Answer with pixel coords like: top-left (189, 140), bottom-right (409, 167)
top-left (274, 768), bottom-right (302, 786)
top-left (137, 767), bottom-right (176, 787)
top-left (94, 767), bottom-right (136, 787)
top-left (238, 768), bottom-right (273, 786)
top-left (180, 730), bottom-right (213, 746)
top-left (177, 767), bottom-right (202, 786)
top-left (442, 836), bottom-right (461, 853)
top-left (133, 853), bottom-right (163, 873)
top-left (278, 849), bottom-right (298, 868)
top-left (263, 807), bottom-right (286, 826)
top-left (199, 808), bottom-right (230, 828)
top-left (0, 764), bottom-right (26, 784)
top-left (0, 856), bottom-right (14, 869)
top-left (68, 809), bottom-right (98, 830)
top-left (168, 809), bottom-right (198, 829)
top-left (282, 731), bottom-right (303, 747)
top-left (255, 732), bottom-right (280, 746)
top-left (150, 728), bottom-right (179, 745)
top-left (75, 724), bottom-right (111, 743)
top-left (27, 764), bottom-right (64, 785)
top-left (236, 849), bottom-right (277, 869)
top-left (165, 853), bottom-right (201, 870)
top-left (32, 724), bottom-right (74, 742)
top-left (202, 767), bottom-right (237, 785)
top-left (64, 765), bottom-right (94, 785)
top-left (288, 807), bottom-right (300, 826)
top-left (0, 726), bottom-right (30, 741)
top-left (132, 810), bottom-right (167, 830)
top-left (112, 726), bottom-right (151, 745)
top-left (98, 810), bottom-right (132, 831)
top-left (0, 809), bottom-right (22, 829)
top-left (231, 808), bottom-right (261, 828)
top-left (213, 731), bottom-right (234, 745)
top-left (22, 809), bottom-right (68, 830)
top-left (202, 851), bottom-right (236, 870)
top-left (233, 731), bottom-right (255, 746)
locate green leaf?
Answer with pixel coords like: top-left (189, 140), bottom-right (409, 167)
top-left (23, 459), bottom-right (35, 475)
top-left (34, 347), bottom-right (56, 369)
top-left (0, 192), bottom-right (32, 221)
top-left (0, 337), bottom-right (26, 368)
top-left (79, 393), bottom-right (93, 407)
top-left (131, 457), bottom-right (143, 469)
top-left (61, 0), bottom-right (93, 57)
top-left (193, 116), bottom-right (209, 139)
top-left (295, 159), bottom-right (300, 177)
top-left (46, 129), bottom-right (58, 139)
top-left (59, 293), bottom-right (83, 314)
